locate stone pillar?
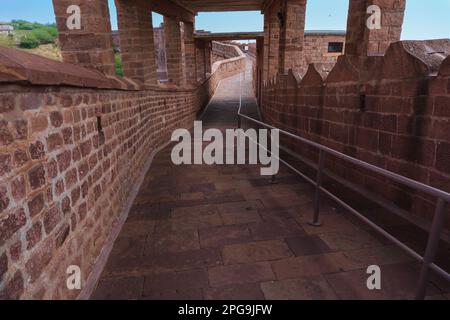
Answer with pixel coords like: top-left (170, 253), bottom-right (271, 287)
top-left (263, 12), bottom-right (270, 82)
top-left (115, 0), bottom-right (157, 84)
top-left (184, 22), bottom-right (197, 85)
top-left (195, 40), bottom-right (206, 82)
top-left (268, 2), bottom-right (281, 80)
top-left (278, 0), bottom-right (307, 74)
top-left (205, 41), bottom-right (212, 75)
top-left (52, 0), bottom-right (115, 75)
top-left (164, 16), bottom-right (186, 86)
top-left (256, 38), bottom-right (264, 104)
top-left (345, 0), bottom-right (405, 57)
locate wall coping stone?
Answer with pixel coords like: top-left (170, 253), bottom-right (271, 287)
top-left (0, 47), bottom-right (146, 90)
top-left (438, 55), bottom-right (450, 76)
top-left (0, 43), bottom-right (246, 93)
top-left (264, 40), bottom-right (450, 90)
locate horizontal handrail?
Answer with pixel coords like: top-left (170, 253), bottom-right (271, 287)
top-left (238, 111), bottom-right (450, 203)
top-left (236, 72), bottom-right (449, 300)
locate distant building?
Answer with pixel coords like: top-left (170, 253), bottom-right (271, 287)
top-left (0, 22), bottom-right (14, 35)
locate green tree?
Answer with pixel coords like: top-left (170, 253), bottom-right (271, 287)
top-left (31, 28), bottom-right (55, 44)
top-left (115, 54), bottom-right (124, 77)
top-left (19, 33), bottom-right (39, 49)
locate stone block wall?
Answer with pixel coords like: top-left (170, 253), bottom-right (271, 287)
top-left (115, 0), bottom-right (157, 84)
top-left (52, 0), bottom-right (116, 76)
top-left (211, 41), bottom-right (243, 64)
top-left (260, 40), bottom-right (450, 233)
top-left (303, 33), bottom-right (346, 70)
top-left (0, 43), bottom-right (245, 299)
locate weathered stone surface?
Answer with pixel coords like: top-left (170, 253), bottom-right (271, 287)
top-left (318, 229), bottom-right (381, 251)
top-left (271, 253), bottom-right (359, 280)
top-left (208, 262), bottom-right (275, 288)
top-left (261, 276), bottom-right (338, 300)
top-left (221, 210), bottom-right (262, 225)
top-left (325, 262), bottom-right (441, 299)
top-left (0, 185), bottom-right (10, 213)
top-left (28, 165), bottom-right (46, 190)
top-left (91, 277), bottom-right (144, 300)
top-left (199, 224), bottom-right (251, 248)
top-left (0, 208), bottom-right (26, 243)
top-left (25, 238), bottom-right (54, 283)
top-left (286, 235), bottom-right (332, 256)
top-left (0, 252), bottom-right (7, 281)
top-left (142, 269), bottom-right (208, 297)
top-left (26, 221), bottom-right (43, 250)
top-left (118, 221), bottom-right (156, 238)
top-left (43, 206), bottom-right (62, 234)
top-left (205, 283), bottom-right (265, 300)
top-left (144, 229), bottom-right (200, 254)
top-left (103, 248), bottom-right (222, 277)
top-left (0, 271), bottom-right (24, 299)
top-left (222, 240), bottom-right (292, 264)
top-left (249, 218), bottom-right (305, 240)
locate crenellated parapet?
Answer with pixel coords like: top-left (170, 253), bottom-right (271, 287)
top-left (260, 39), bottom-right (450, 232)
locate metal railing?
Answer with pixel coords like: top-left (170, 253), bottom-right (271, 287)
top-left (236, 74), bottom-right (450, 300)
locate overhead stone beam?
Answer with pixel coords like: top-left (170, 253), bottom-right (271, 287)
top-left (150, 0), bottom-right (196, 23)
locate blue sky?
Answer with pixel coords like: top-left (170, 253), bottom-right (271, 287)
top-left (0, 0), bottom-right (449, 40)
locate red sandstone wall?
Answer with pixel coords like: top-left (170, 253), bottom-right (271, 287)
top-left (0, 45), bottom-right (245, 299)
top-left (260, 40), bottom-right (450, 232)
top-left (212, 41), bottom-right (243, 64)
top-left (303, 34), bottom-right (346, 70)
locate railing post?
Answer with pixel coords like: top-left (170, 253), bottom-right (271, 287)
top-left (309, 150), bottom-right (325, 227)
top-left (414, 198), bottom-right (448, 300)
top-left (270, 174), bottom-right (277, 184)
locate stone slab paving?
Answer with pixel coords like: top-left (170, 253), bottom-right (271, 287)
top-left (92, 58), bottom-right (449, 300)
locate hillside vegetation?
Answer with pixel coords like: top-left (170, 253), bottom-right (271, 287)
top-left (11, 20), bottom-right (58, 49)
top-left (0, 20), bottom-right (61, 60)
top-left (1, 20), bottom-right (123, 75)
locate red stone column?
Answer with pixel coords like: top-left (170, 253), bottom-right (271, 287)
top-left (268, 2), bottom-right (281, 80)
top-left (195, 40), bottom-right (206, 82)
top-left (164, 16), bottom-right (186, 86)
top-left (184, 22), bottom-right (197, 85)
top-left (256, 38), bottom-right (264, 104)
top-left (278, 0), bottom-right (307, 74)
top-left (263, 12), bottom-right (271, 82)
top-left (115, 0), bottom-right (157, 84)
top-left (52, 0), bottom-right (115, 75)
top-left (345, 0), bottom-right (405, 57)
top-left (205, 41), bottom-right (212, 75)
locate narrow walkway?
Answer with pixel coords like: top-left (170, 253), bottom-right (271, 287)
top-left (92, 58), bottom-right (449, 300)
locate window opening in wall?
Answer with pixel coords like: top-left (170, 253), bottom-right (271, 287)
top-left (153, 12), bottom-right (168, 83)
top-left (328, 42), bottom-right (344, 53)
top-left (109, 1), bottom-right (123, 77)
top-left (97, 116), bottom-right (105, 145)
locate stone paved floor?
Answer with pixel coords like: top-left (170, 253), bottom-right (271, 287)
top-left (92, 58), bottom-right (450, 300)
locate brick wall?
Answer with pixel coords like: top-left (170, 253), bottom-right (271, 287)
top-left (303, 33), bottom-right (346, 71)
top-left (260, 39), bottom-right (450, 233)
top-left (0, 44), bottom-right (245, 299)
top-left (115, 0), bottom-right (157, 84)
top-left (211, 41), bottom-right (243, 64)
top-left (345, 0), bottom-right (405, 56)
top-left (52, 0), bottom-right (116, 76)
